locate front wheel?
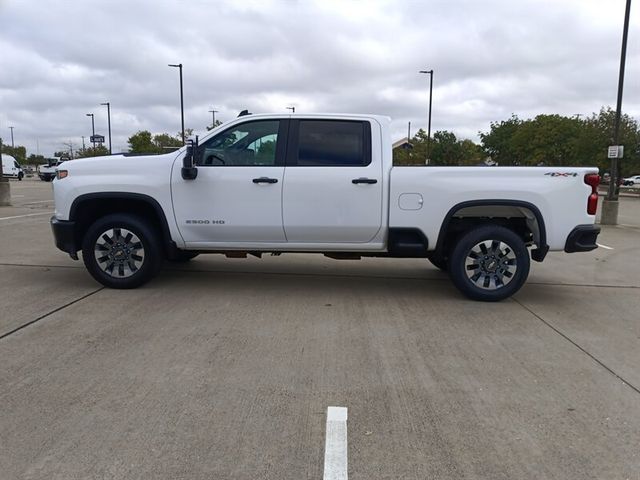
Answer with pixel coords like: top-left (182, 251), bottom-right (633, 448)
top-left (18, 172), bottom-right (23, 181)
top-left (448, 225), bottom-right (530, 302)
top-left (428, 254), bottom-right (448, 271)
top-left (82, 214), bottom-right (162, 289)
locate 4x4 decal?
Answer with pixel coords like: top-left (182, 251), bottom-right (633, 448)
top-left (544, 172), bottom-right (578, 177)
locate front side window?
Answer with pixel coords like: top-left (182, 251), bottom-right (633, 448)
top-left (296, 120), bottom-right (369, 166)
top-left (198, 120), bottom-right (281, 166)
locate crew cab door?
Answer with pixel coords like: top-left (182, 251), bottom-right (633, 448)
top-left (171, 119), bottom-right (288, 245)
top-left (282, 119), bottom-right (383, 243)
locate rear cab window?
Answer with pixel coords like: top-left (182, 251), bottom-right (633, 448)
top-left (287, 119), bottom-right (371, 167)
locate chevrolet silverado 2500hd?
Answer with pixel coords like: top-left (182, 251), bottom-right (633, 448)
top-left (50, 114), bottom-right (600, 301)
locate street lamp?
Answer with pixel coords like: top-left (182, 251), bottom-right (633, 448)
top-left (602, 0), bottom-right (633, 225)
top-left (168, 63), bottom-right (185, 145)
top-left (208, 108), bottom-right (218, 128)
top-left (100, 102), bottom-right (112, 154)
top-left (86, 113), bottom-right (95, 149)
top-left (419, 69), bottom-right (434, 163)
top-left (8, 126), bottom-right (14, 147)
top-left (286, 106), bottom-right (295, 113)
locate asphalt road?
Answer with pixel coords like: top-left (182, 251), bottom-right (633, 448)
top-left (1, 178), bottom-right (639, 479)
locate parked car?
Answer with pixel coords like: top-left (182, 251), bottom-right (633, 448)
top-left (50, 113), bottom-right (600, 301)
top-left (1, 153), bottom-right (24, 180)
top-left (622, 175), bottom-right (640, 186)
top-left (38, 158), bottom-right (64, 181)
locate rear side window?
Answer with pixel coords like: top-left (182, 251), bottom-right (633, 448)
top-left (294, 120), bottom-right (371, 166)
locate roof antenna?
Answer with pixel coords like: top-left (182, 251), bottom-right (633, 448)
top-left (238, 110), bottom-right (252, 117)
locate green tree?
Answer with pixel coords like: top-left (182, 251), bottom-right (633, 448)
top-left (27, 154), bottom-right (47, 165)
top-left (128, 130), bottom-right (190, 154)
top-left (76, 145), bottom-right (110, 158)
top-left (128, 131), bottom-right (156, 153)
top-left (206, 120), bottom-right (224, 131)
top-left (479, 115), bottom-right (523, 165)
top-left (154, 133), bottom-right (182, 152)
top-left (1, 144), bottom-right (27, 162)
top-left (479, 108), bottom-right (640, 173)
top-left (393, 128), bottom-right (484, 166)
top-left (578, 107), bottom-right (640, 176)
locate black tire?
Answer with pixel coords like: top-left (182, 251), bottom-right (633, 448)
top-left (18, 172), bottom-right (23, 181)
top-left (448, 225), bottom-right (530, 302)
top-left (81, 213), bottom-right (162, 289)
top-left (428, 254), bottom-right (448, 271)
top-left (167, 251), bottom-right (199, 262)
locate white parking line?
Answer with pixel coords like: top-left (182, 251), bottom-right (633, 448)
top-left (0, 212), bottom-right (52, 221)
top-left (597, 243), bottom-right (614, 250)
top-left (323, 406), bottom-right (348, 480)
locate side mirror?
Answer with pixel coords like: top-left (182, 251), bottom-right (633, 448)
top-left (181, 136), bottom-right (198, 180)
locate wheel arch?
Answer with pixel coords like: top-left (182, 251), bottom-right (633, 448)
top-left (69, 192), bottom-right (174, 255)
top-left (435, 200), bottom-right (549, 262)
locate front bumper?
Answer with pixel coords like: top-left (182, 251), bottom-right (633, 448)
top-left (564, 225), bottom-right (600, 253)
top-left (51, 216), bottom-right (79, 258)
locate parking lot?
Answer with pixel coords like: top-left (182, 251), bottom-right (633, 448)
top-left (1, 177), bottom-right (639, 479)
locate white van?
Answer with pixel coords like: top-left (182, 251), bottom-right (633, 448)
top-left (1, 153), bottom-right (24, 180)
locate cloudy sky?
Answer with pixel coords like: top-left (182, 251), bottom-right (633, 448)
top-left (0, 0), bottom-right (638, 156)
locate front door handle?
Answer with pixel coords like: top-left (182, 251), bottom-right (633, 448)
top-left (252, 177), bottom-right (278, 184)
top-left (352, 178), bottom-right (378, 185)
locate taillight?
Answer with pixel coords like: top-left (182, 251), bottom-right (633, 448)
top-left (584, 173), bottom-right (600, 215)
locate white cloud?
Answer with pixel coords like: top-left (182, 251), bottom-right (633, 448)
top-left (0, 0), bottom-right (637, 155)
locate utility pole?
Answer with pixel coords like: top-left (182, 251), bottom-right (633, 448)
top-left (286, 106), bottom-right (295, 113)
top-left (63, 141), bottom-right (74, 159)
top-left (209, 108), bottom-right (218, 128)
top-left (81, 136), bottom-right (86, 152)
top-left (9, 126), bottom-right (14, 147)
top-left (419, 69), bottom-right (434, 162)
top-left (168, 63), bottom-right (185, 145)
top-left (602, 0), bottom-right (632, 225)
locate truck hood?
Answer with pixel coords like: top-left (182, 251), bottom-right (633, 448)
top-left (63, 151), bottom-right (183, 177)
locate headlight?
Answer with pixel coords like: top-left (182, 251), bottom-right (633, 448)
top-left (56, 170), bottom-right (68, 180)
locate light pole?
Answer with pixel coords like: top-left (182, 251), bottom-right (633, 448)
top-left (81, 136), bottom-right (86, 152)
top-left (168, 63), bottom-right (185, 145)
top-left (208, 108), bottom-right (218, 128)
top-left (8, 126), bottom-right (14, 147)
top-left (602, 0), bottom-right (632, 225)
top-left (100, 102), bottom-right (112, 154)
top-left (286, 106), bottom-right (295, 113)
top-left (419, 69), bottom-right (434, 162)
top-left (86, 113), bottom-right (95, 149)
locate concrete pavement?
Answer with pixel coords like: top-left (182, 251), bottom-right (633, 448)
top-left (1, 179), bottom-right (639, 479)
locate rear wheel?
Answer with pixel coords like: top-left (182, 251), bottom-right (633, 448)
top-left (18, 172), bottom-right (23, 181)
top-left (448, 225), bottom-right (530, 302)
top-left (82, 214), bottom-right (162, 289)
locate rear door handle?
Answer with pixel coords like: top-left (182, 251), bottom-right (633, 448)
top-left (252, 177), bottom-right (278, 184)
top-left (352, 178), bottom-right (378, 184)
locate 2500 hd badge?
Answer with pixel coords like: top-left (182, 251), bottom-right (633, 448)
top-left (185, 219), bottom-right (226, 225)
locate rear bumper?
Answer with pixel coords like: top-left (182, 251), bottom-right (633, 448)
top-left (564, 225), bottom-right (600, 253)
top-left (50, 216), bottom-right (78, 256)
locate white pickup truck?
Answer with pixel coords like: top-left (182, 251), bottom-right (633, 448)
top-left (39, 159), bottom-right (64, 182)
top-left (51, 113), bottom-right (600, 301)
